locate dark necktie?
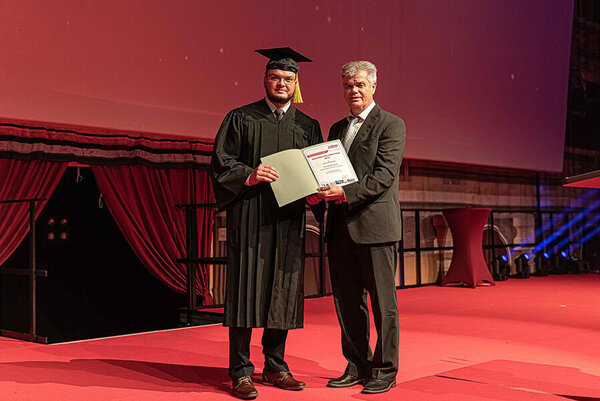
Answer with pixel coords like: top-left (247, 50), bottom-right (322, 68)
top-left (274, 109), bottom-right (284, 122)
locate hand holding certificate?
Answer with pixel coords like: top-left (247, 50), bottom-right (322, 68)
top-left (261, 140), bottom-right (358, 207)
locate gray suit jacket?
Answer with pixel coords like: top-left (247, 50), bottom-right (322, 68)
top-left (326, 104), bottom-right (405, 244)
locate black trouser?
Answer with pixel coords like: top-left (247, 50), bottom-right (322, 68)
top-left (327, 220), bottom-right (399, 381)
top-left (228, 327), bottom-right (289, 380)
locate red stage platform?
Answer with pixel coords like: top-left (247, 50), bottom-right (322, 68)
top-left (564, 170), bottom-right (600, 189)
top-left (1, 275), bottom-right (600, 400)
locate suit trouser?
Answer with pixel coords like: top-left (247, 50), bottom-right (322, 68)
top-left (327, 219), bottom-right (399, 381)
top-left (228, 327), bottom-right (289, 380)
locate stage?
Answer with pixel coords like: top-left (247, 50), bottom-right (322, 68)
top-left (1, 274), bottom-right (599, 400)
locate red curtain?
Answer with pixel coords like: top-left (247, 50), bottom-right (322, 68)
top-left (0, 158), bottom-right (67, 265)
top-left (91, 165), bottom-right (214, 305)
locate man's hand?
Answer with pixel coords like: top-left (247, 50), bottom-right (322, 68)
top-left (247, 164), bottom-right (279, 186)
top-left (306, 194), bottom-right (323, 205)
top-left (317, 185), bottom-right (346, 202)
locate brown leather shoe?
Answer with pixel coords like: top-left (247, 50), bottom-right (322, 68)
top-left (232, 376), bottom-right (258, 399)
top-left (262, 371), bottom-right (306, 390)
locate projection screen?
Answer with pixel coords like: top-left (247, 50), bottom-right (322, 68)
top-left (0, 0), bottom-right (573, 172)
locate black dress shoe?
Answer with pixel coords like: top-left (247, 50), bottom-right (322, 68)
top-left (361, 378), bottom-right (396, 394)
top-left (327, 373), bottom-right (367, 388)
top-left (232, 376), bottom-right (258, 399)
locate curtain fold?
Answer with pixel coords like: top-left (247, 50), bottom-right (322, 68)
top-left (91, 165), bottom-right (214, 305)
top-left (0, 159), bottom-right (67, 265)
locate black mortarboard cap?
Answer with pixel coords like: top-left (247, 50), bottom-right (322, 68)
top-left (255, 47), bottom-right (312, 74)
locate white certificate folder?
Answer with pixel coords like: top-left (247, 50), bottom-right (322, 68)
top-left (261, 140), bottom-right (358, 207)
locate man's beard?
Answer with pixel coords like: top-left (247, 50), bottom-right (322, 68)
top-left (267, 92), bottom-right (293, 105)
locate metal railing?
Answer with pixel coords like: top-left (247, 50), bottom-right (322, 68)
top-left (0, 198), bottom-right (48, 343)
top-left (179, 204), bottom-right (600, 309)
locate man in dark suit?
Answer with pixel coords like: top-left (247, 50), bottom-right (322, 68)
top-left (317, 60), bottom-right (405, 394)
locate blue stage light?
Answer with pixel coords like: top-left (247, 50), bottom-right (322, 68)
top-left (514, 253), bottom-right (531, 278)
top-left (508, 190), bottom-right (600, 275)
top-left (534, 252), bottom-right (550, 276)
top-left (491, 254), bottom-right (509, 281)
top-left (551, 250), bottom-right (570, 274)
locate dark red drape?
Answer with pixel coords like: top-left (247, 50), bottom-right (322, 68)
top-left (0, 119), bottom-right (212, 167)
top-left (0, 158), bottom-right (67, 265)
top-left (91, 165), bottom-right (215, 305)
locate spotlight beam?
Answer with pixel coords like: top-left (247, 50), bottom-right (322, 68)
top-left (567, 223), bottom-right (600, 255)
top-left (510, 191), bottom-right (600, 256)
top-left (553, 212), bottom-right (600, 255)
top-left (531, 195), bottom-right (600, 254)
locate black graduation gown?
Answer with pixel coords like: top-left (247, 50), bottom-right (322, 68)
top-left (210, 99), bottom-right (322, 329)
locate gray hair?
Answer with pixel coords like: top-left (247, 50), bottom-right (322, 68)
top-left (341, 61), bottom-right (377, 85)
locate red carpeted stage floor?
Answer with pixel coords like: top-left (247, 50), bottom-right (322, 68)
top-left (1, 275), bottom-right (600, 400)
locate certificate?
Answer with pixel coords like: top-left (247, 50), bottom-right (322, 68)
top-left (261, 140), bottom-right (358, 207)
top-left (303, 141), bottom-right (358, 186)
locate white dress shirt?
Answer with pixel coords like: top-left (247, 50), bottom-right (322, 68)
top-left (245, 98), bottom-right (293, 185)
top-left (342, 101), bottom-right (377, 152)
top-left (265, 97), bottom-right (291, 116)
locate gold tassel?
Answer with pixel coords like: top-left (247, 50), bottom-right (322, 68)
top-left (293, 73), bottom-right (303, 103)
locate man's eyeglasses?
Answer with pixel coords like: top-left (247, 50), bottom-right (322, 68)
top-left (267, 74), bottom-right (296, 86)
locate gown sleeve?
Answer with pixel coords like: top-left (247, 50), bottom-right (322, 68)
top-left (210, 109), bottom-right (254, 209)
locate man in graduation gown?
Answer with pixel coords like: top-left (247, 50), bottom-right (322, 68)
top-left (210, 48), bottom-right (323, 399)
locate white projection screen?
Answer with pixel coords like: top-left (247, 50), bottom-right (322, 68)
top-left (0, 1), bottom-right (573, 172)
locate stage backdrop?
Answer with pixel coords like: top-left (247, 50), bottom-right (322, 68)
top-left (0, 0), bottom-right (572, 172)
